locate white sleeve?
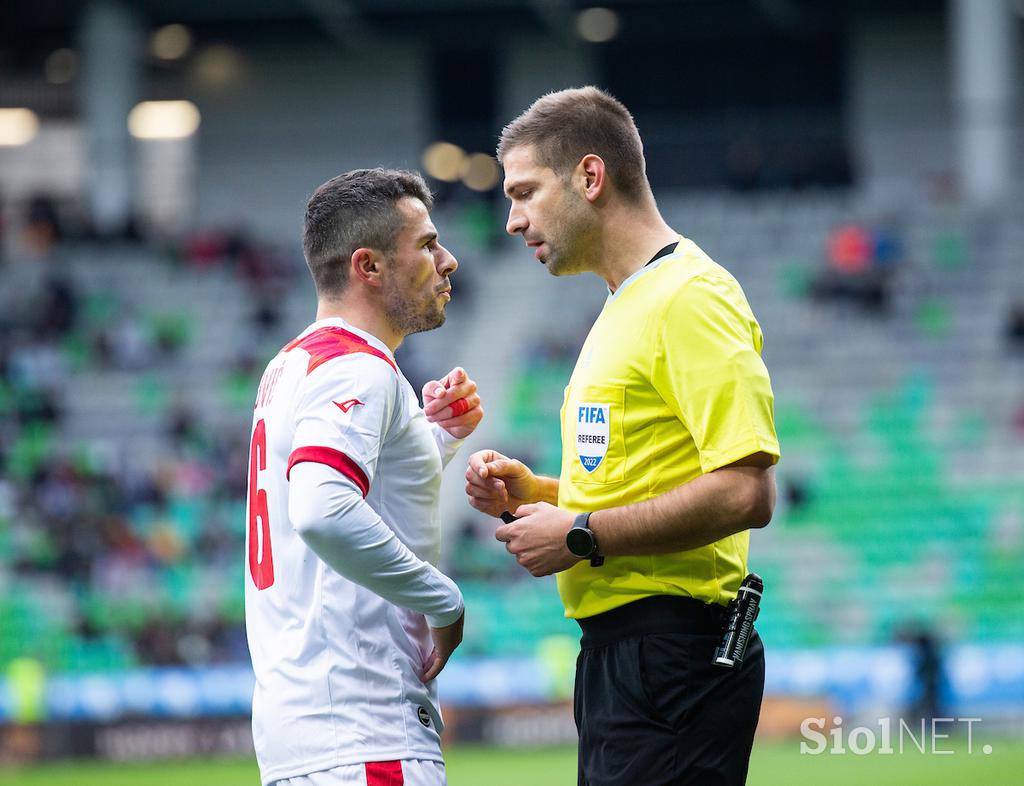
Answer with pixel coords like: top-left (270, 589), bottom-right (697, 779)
top-left (430, 422), bottom-right (465, 469)
top-left (288, 354), bottom-right (396, 496)
top-left (289, 461), bottom-right (464, 628)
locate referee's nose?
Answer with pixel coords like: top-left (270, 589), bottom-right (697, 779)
top-left (506, 204), bottom-right (527, 236)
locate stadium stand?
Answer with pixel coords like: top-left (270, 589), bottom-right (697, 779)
top-left (1, 191), bottom-right (1023, 676)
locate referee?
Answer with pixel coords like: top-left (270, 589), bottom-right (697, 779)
top-left (466, 87), bottom-right (780, 786)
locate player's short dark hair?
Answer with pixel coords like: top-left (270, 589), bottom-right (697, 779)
top-left (302, 168), bottom-right (433, 298)
top-left (497, 86), bottom-right (648, 202)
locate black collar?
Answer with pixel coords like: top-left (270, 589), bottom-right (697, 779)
top-left (645, 241), bottom-right (678, 267)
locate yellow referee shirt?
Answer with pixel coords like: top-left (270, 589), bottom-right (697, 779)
top-left (557, 237), bottom-right (780, 619)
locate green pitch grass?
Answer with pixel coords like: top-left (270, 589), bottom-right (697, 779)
top-left (1, 738), bottom-right (1021, 785)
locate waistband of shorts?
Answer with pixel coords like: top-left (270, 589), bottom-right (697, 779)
top-left (576, 594), bottom-right (727, 649)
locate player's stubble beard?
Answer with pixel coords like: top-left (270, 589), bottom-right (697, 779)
top-left (541, 186), bottom-right (600, 277)
top-left (382, 263), bottom-right (448, 339)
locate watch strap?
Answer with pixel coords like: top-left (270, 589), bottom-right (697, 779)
top-left (571, 512), bottom-right (604, 567)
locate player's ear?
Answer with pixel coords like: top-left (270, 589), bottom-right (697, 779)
top-left (350, 247), bottom-right (384, 288)
top-left (578, 154), bottom-right (606, 204)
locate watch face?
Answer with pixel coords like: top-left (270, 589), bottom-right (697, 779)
top-left (566, 526), bottom-right (593, 557)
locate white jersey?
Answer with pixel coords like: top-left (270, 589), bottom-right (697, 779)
top-left (244, 317), bottom-right (464, 786)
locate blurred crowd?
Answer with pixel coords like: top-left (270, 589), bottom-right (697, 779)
top-left (0, 195), bottom-right (297, 671)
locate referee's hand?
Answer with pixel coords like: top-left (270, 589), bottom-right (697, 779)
top-left (465, 449), bottom-right (537, 519)
top-left (495, 502), bottom-right (579, 577)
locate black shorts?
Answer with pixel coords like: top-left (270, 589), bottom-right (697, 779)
top-left (574, 595), bottom-right (765, 786)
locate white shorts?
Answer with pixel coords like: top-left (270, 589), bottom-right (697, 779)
top-left (271, 759), bottom-right (446, 786)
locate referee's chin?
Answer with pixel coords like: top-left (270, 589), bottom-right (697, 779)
top-left (544, 256), bottom-right (586, 277)
top-left (540, 253), bottom-right (562, 275)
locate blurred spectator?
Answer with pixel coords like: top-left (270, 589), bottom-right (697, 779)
top-left (236, 240), bottom-right (270, 284)
top-left (94, 308), bottom-right (153, 371)
top-left (872, 219), bottom-right (905, 272)
top-left (36, 277), bottom-right (78, 338)
top-left (136, 618), bottom-right (185, 666)
top-left (167, 404), bottom-right (203, 447)
top-left (783, 476), bottom-right (810, 512)
top-left (7, 331), bottom-right (68, 393)
top-left (21, 196), bottom-right (62, 258)
top-left (182, 227), bottom-right (296, 290)
top-left (250, 296), bottom-right (282, 335)
top-left (151, 312), bottom-right (190, 357)
top-left (1005, 301), bottom-right (1024, 351)
top-left (827, 223), bottom-right (872, 275)
top-left (901, 628), bottom-right (945, 723)
top-left (183, 229), bottom-right (228, 270)
top-left (813, 220), bottom-right (902, 314)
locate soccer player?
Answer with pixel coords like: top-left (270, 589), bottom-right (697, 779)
top-left (465, 88), bottom-right (780, 785)
top-left (245, 169), bottom-right (481, 786)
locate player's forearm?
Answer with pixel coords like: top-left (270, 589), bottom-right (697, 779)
top-left (588, 465), bottom-right (775, 556)
top-left (289, 463), bottom-right (463, 627)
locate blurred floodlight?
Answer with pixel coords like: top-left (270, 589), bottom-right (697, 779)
top-left (44, 49), bottom-right (78, 84)
top-left (128, 100), bottom-right (201, 140)
top-left (422, 142), bottom-right (467, 182)
top-left (195, 44), bottom-right (245, 87)
top-left (576, 7), bottom-right (620, 43)
top-left (461, 153), bottom-right (500, 192)
top-left (0, 108), bottom-right (40, 146)
top-left (152, 24), bottom-right (192, 60)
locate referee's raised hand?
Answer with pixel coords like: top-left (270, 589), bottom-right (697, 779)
top-left (465, 449), bottom-right (538, 519)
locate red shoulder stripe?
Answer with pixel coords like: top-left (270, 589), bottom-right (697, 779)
top-left (283, 326), bottom-right (397, 376)
top-left (287, 446), bottom-right (370, 498)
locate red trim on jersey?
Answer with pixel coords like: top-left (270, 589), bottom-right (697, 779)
top-left (283, 326), bottom-right (397, 376)
top-left (364, 761), bottom-right (404, 786)
top-left (287, 446), bottom-right (370, 497)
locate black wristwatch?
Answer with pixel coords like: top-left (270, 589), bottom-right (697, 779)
top-left (566, 512), bottom-right (604, 567)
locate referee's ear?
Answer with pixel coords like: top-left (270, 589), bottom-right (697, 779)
top-left (350, 247), bottom-right (383, 288)
top-left (578, 154), bottom-right (607, 204)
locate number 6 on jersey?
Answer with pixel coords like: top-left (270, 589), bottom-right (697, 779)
top-left (248, 418), bottom-right (275, 589)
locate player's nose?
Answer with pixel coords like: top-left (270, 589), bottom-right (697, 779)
top-left (437, 244), bottom-right (458, 276)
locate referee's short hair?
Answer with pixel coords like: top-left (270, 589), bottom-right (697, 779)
top-left (497, 86), bottom-right (648, 203)
top-left (303, 168), bottom-right (433, 298)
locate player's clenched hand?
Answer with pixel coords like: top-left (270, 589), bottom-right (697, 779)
top-left (495, 502), bottom-right (578, 577)
top-left (465, 449), bottom-right (538, 519)
top-left (422, 610), bottom-right (465, 683)
top-left (422, 367), bottom-right (482, 440)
